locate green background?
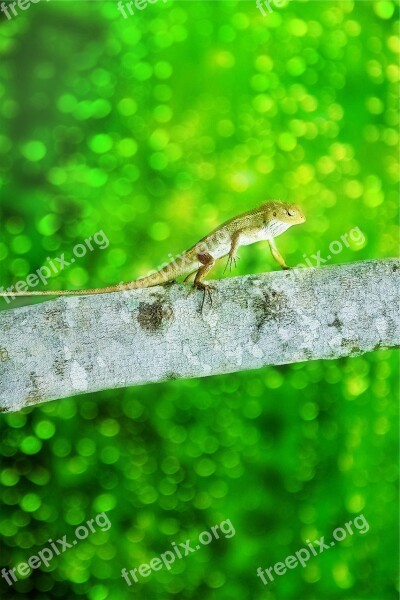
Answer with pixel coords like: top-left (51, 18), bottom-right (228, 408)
top-left (0, 0), bottom-right (398, 598)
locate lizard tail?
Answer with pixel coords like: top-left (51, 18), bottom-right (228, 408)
top-left (0, 285), bottom-right (128, 297)
top-left (0, 255), bottom-right (195, 297)
top-left (114, 254), bottom-right (194, 291)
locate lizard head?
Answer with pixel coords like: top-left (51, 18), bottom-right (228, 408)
top-left (263, 201), bottom-right (306, 226)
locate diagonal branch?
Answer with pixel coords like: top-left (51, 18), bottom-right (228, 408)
top-left (0, 259), bottom-right (399, 412)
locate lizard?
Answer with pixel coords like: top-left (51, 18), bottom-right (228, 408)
top-left (0, 200), bottom-right (306, 308)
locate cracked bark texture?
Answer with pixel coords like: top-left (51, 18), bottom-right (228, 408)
top-left (0, 259), bottom-right (399, 412)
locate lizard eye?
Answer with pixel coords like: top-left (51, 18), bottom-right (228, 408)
top-left (286, 209), bottom-right (295, 217)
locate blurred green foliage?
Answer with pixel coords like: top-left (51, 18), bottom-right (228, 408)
top-left (0, 0), bottom-right (399, 598)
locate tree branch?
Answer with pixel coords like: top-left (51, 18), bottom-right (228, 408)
top-left (0, 259), bottom-right (398, 412)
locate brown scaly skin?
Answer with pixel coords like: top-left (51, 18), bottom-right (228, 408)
top-left (0, 201), bottom-right (306, 307)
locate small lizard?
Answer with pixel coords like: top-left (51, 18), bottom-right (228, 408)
top-left (0, 201), bottom-right (305, 307)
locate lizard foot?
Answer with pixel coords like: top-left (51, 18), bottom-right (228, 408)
top-left (224, 254), bottom-right (240, 274)
top-left (194, 282), bottom-right (215, 312)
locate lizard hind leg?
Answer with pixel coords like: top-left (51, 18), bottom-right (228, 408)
top-left (194, 252), bottom-right (216, 310)
top-left (183, 270), bottom-right (197, 283)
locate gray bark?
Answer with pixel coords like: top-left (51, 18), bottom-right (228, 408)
top-left (0, 259), bottom-right (398, 412)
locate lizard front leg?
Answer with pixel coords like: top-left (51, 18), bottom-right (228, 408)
top-left (268, 238), bottom-right (290, 270)
top-left (224, 231), bottom-right (241, 273)
top-left (194, 252), bottom-right (216, 310)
